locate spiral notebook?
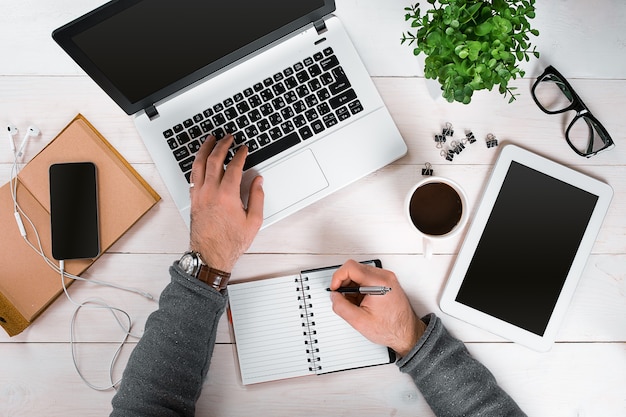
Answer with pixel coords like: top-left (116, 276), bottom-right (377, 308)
top-left (227, 261), bottom-right (395, 385)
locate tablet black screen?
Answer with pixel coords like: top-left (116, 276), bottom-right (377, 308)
top-left (455, 161), bottom-right (598, 336)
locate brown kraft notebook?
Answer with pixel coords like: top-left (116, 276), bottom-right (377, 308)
top-left (0, 114), bottom-right (160, 336)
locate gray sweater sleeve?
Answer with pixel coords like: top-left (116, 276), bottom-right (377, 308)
top-left (397, 313), bottom-right (527, 417)
top-left (110, 266), bottom-right (525, 417)
top-left (110, 263), bottom-right (227, 417)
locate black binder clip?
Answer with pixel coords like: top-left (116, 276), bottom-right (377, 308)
top-left (434, 134), bottom-right (446, 148)
top-left (486, 133), bottom-right (499, 148)
top-left (451, 140), bottom-right (465, 155)
top-left (464, 131), bottom-right (476, 144)
top-left (442, 122), bottom-right (454, 137)
top-left (421, 162), bottom-right (433, 176)
top-left (441, 148), bottom-right (455, 161)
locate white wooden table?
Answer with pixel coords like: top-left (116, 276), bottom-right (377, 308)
top-left (1, 1), bottom-right (625, 416)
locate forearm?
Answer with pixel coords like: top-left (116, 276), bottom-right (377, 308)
top-left (110, 263), bottom-right (227, 417)
top-left (397, 314), bottom-right (526, 417)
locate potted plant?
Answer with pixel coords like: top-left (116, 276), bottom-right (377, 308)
top-left (401, 0), bottom-right (540, 104)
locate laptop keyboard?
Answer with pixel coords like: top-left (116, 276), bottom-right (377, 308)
top-left (161, 47), bottom-right (364, 183)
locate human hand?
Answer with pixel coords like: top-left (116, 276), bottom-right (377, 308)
top-left (329, 260), bottom-right (426, 357)
top-left (189, 135), bottom-right (264, 272)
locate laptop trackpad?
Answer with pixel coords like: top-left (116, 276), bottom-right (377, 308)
top-left (257, 150), bottom-right (329, 219)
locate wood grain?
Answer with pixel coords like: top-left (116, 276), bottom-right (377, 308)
top-left (1, 1), bottom-right (625, 416)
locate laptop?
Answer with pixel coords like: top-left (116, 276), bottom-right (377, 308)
top-left (52, 0), bottom-right (407, 229)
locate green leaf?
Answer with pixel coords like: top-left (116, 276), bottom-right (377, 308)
top-left (499, 18), bottom-right (513, 34)
top-left (468, 41), bottom-right (482, 53)
top-left (466, 3), bottom-right (482, 18)
top-left (475, 21), bottom-right (493, 36)
top-left (426, 30), bottom-right (443, 47)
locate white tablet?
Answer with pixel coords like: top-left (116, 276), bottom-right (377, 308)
top-left (440, 144), bottom-right (613, 352)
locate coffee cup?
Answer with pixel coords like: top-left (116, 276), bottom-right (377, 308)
top-left (404, 177), bottom-right (469, 258)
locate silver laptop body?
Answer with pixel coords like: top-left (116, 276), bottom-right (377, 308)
top-left (53, 1), bottom-right (407, 229)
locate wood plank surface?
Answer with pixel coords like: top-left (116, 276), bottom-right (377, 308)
top-left (1, 1), bottom-right (625, 416)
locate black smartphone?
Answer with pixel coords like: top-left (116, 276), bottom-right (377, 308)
top-left (49, 162), bottom-right (100, 260)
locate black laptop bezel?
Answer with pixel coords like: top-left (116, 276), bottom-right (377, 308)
top-left (52, 0), bottom-right (336, 116)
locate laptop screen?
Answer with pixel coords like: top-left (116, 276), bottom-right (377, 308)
top-left (53, 0), bottom-right (332, 115)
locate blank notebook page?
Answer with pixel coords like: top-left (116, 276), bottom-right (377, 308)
top-left (228, 267), bottom-right (392, 385)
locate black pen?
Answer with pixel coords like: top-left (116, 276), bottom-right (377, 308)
top-left (326, 286), bottom-right (392, 295)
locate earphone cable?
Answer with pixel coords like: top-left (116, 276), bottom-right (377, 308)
top-left (9, 147), bottom-right (151, 391)
top-left (60, 260), bottom-right (136, 391)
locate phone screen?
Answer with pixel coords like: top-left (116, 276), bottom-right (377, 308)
top-left (49, 162), bottom-right (100, 260)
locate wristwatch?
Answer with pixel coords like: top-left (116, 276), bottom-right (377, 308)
top-left (178, 251), bottom-right (231, 291)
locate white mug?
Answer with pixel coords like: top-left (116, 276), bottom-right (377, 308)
top-left (404, 176), bottom-right (469, 258)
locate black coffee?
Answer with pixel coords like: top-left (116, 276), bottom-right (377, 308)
top-left (409, 182), bottom-right (463, 236)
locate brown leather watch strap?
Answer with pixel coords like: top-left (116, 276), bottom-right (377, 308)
top-left (196, 265), bottom-right (231, 291)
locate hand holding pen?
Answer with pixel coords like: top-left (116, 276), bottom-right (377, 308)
top-left (328, 260), bottom-right (426, 357)
top-left (326, 286), bottom-right (392, 295)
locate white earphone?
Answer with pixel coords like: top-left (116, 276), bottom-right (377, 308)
top-left (8, 122), bottom-right (154, 300)
top-left (7, 124), bottom-right (19, 156)
top-left (7, 121), bottom-right (154, 390)
top-left (7, 123), bottom-right (40, 159)
top-left (16, 125), bottom-right (40, 158)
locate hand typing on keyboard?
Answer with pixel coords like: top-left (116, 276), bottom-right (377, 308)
top-left (188, 134), bottom-right (264, 272)
top-left (163, 48), bottom-right (364, 183)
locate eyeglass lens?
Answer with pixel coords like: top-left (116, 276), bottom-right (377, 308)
top-left (534, 73), bottom-right (611, 156)
top-left (533, 74), bottom-right (574, 112)
top-left (568, 115), bottom-right (610, 156)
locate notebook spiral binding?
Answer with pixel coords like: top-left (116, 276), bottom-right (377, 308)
top-left (296, 275), bottom-right (322, 371)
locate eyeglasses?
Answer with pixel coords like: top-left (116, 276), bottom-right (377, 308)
top-left (531, 65), bottom-right (615, 158)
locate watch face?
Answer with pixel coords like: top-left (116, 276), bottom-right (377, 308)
top-left (179, 253), bottom-right (195, 274)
